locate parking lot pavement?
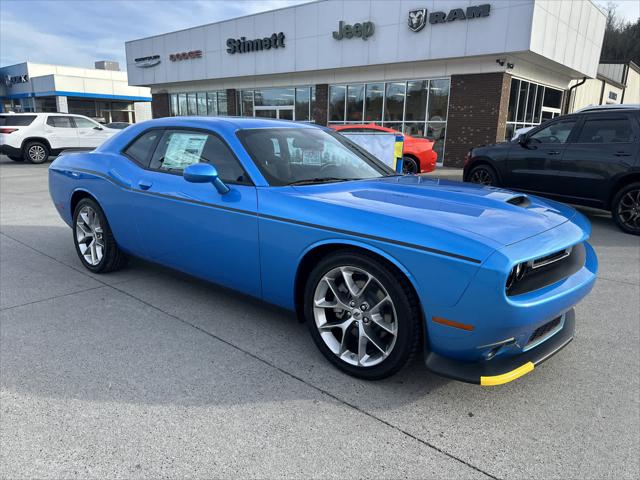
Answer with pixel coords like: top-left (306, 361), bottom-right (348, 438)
top-left (1, 156), bottom-right (638, 479)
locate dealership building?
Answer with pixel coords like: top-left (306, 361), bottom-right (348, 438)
top-left (0, 61), bottom-right (152, 123)
top-left (125, 0), bottom-right (607, 166)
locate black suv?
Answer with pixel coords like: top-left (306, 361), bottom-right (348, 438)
top-left (463, 107), bottom-right (640, 235)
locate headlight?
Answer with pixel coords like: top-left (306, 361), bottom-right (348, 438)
top-left (506, 262), bottom-right (528, 291)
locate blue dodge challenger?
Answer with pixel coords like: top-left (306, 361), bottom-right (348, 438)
top-left (48, 117), bottom-right (597, 385)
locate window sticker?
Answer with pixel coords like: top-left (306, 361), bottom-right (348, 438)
top-left (163, 133), bottom-right (207, 169)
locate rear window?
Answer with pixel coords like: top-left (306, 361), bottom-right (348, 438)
top-left (0, 115), bottom-right (36, 126)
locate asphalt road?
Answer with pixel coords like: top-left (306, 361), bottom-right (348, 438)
top-left (1, 156), bottom-right (638, 479)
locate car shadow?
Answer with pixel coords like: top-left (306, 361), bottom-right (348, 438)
top-left (1, 223), bottom-right (455, 409)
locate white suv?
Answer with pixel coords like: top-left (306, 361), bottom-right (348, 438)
top-left (0, 113), bottom-right (118, 164)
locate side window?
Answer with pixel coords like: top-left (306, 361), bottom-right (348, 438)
top-left (528, 119), bottom-right (577, 144)
top-left (150, 130), bottom-right (250, 183)
top-left (575, 117), bottom-right (634, 144)
top-left (74, 117), bottom-right (98, 129)
top-left (123, 130), bottom-right (162, 167)
top-left (200, 135), bottom-right (249, 184)
top-left (46, 116), bottom-right (74, 128)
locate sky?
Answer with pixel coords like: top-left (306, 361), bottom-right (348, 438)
top-left (1, 0), bottom-right (639, 69)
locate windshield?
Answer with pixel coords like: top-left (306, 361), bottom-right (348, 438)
top-left (237, 127), bottom-right (395, 186)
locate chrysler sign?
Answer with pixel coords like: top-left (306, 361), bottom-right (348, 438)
top-left (134, 55), bottom-right (161, 68)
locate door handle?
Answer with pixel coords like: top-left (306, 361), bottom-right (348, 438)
top-left (138, 180), bottom-right (153, 190)
top-left (614, 152), bottom-right (631, 157)
top-left (547, 151), bottom-right (560, 155)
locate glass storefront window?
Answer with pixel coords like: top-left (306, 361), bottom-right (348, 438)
top-left (178, 94), bottom-right (187, 116)
top-left (543, 88), bottom-right (563, 109)
top-left (364, 83), bottom-right (383, 122)
top-left (295, 87), bottom-right (310, 121)
top-left (254, 88), bottom-right (295, 107)
top-left (507, 79), bottom-right (519, 122)
top-left (403, 123), bottom-right (425, 138)
top-left (427, 122), bottom-right (446, 160)
top-left (196, 93), bottom-right (207, 116)
top-left (329, 85), bottom-right (346, 122)
top-left (241, 90), bottom-right (254, 116)
top-left (384, 82), bottom-right (405, 122)
top-left (428, 79), bottom-right (449, 122)
top-left (505, 78), bottom-right (564, 140)
top-left (347, 84), bottom-right (364, 122)
top-left (217, 91), bottom-right (228, 116)
top-left (517, 82), bottom-right (528, 122)
top-left (187, 93), bottom-right (197, 116)
top-left (534, 86), bottom-right (544, 123)
top-left (405, 81), bottom-right (428, 122)
top-left (206, 92), bottom-right (217, 116)
top-left (170, 94), bottom-right (179, 116)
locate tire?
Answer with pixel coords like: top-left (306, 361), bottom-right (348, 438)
top-left (611, 182), bottom-right (640, 235)
top-left (8, 155), bottom-right (23, 162)
top-left (72, 198), bottom-right (127, 273)
top-left (468, 164), bottom-right (499, 186)
top-left (304, 250), bottom-right (422, 380)
top-left (402, 156), bottom-right (419, 174)
top-left (23, 141), bottom-right (49, 164)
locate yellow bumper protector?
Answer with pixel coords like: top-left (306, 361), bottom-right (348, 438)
top-left (480, 361), bottom-right (535, 386)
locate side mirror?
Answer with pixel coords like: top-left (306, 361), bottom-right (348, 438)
top-left (94, 126), bottom-right (103, 130)
top-left (183, 163), bottom-right (230, 194)
top-left (518, 134), bottom-right (528, 145)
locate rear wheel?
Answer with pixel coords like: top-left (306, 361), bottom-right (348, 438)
top-left (402, 156), bottom-right (419, 174)
top-left (8, 155), bottom-right (23, 162)
top-left (304, 251), bottom-right (421, 380)
top-left (73, 198), bottom-right (127, 272)
top-left (23, 141), bottom-right (49, 164)
top-left (612, 182), bottom-right (640, 235)
top-left (468, 164), bottom-right (499, 186)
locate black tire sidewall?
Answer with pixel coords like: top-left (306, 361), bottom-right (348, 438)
top-left (72, 198), bottom-right (111, 272)
top-left (303, 251), bottom-right (420, 380)
top-left (402, 156), bottom-right (419, 174)
top-left (612, 182), bottom-right (640, 235)
top-left (23, 141), bottom-right (49, 164)
top-left (469, 164), bottom-right (499, 186)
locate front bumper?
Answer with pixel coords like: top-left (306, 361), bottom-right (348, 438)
top-left (425, 308), bottom-right (575, 385)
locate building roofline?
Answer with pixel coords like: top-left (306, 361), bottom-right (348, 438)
top-left (125, 0), bottom-right (318, 45)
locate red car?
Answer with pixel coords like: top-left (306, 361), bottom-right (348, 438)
top-left (331, 124), bottom-right (438, 173)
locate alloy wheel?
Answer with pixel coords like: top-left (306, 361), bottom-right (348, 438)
top-left (617, 188), bottom-right (640, 231)
top-left (469, 167), bottom-right (493, 185)
top-left (313, 266), bottom-right (398, 367)
top-left (28, 145), bottom-right (46, 163)
top-left (402, 157), bottom-right (418, 174)
top-left (75, 205), bottom-right (105, 266)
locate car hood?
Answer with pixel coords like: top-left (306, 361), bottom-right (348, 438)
top-left (290, 176), bottom-right (576, 248)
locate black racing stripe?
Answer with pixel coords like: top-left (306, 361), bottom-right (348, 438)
top-left (259, 213), bottom-right (482, 264)
top-left (69, 167), bottom-right (482, 264)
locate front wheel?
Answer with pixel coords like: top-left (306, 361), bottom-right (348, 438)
top-left (304, 251), bottom-right (421, 380)
top-left (73, 198), bottom-right (127, 272)
top-left (468, 164), bottom-right (499, 186)
top-left (612, 182), bottom-right (640, 235)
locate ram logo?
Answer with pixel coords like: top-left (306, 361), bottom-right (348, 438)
top-left (408, 8), bottom-right (427, 32)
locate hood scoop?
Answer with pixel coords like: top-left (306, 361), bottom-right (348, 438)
top-left (506, 194), bottom-right (531, 208)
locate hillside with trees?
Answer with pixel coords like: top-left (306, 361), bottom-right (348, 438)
top-left (600, 3), bottom-right (640, 64)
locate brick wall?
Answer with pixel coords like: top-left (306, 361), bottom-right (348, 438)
top-left (226, 89), bottom-right (238, 116)
top-left (444, 72), bottom-right (511, 167)
top-left (313, 84), bottom-right (328, 126)
top-left (151, 93), bottom-right (170, 119)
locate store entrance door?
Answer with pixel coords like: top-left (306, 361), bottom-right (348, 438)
top-left (254, 106), bottom-right (294, 120)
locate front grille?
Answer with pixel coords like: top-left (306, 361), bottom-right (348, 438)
top-left (526, 316), bottom-right (562, 348)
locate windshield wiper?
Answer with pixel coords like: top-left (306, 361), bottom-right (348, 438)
top-left (286, 177), bottom-right (356, 186)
